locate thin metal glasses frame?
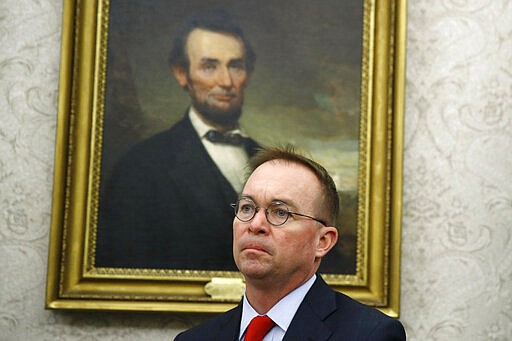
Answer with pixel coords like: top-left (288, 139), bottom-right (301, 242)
top-left (231, 199), bottom-right (327, 226)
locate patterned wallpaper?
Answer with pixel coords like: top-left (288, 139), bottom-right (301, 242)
top-left (400, 0), bottom-right (512, 340)
top-left (0, 0), bottom-right (511, 340)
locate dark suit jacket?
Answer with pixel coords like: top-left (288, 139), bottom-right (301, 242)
top-left (174, 275), bottom-right (406, 340)
top-left (95, 114), bottom-right (260, 270)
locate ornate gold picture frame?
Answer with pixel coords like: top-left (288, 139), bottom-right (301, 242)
top-left (46, 0), bottom-right (407, 316)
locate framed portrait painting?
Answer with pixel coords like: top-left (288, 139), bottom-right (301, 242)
top-left (46, 0), bottom-right (407, 316)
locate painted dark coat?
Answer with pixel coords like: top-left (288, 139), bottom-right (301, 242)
top-left (95, 115), bottom-right (259, 270)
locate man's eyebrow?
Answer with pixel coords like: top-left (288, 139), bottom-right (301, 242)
top-left (199, 57), bottom-right (245, 65)
top-left (228, 58), bottom-right (245, 65)
top-left (238, 195), bottom-right (297, 208)
top-left (239, 194), bottom-right (254, 201)
top-left (272, 199), bottom-right (297, 210)
top-left (199, 58), bottom-right (220, 64)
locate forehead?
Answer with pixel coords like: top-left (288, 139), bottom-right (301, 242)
top-left (185, 28), bottom-right (244, 61)
top-left (243, 160), bottom-right (323, 208)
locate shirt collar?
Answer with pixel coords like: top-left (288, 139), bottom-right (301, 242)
top-left (239, 274), bottom-right (317, 340)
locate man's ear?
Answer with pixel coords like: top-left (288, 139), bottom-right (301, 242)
top-left (315, 226), bottom-right (339, 259)
top-left (171, 66), bottom-right (188, 88)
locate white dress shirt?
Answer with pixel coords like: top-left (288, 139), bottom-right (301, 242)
top-left (188, 108), bottom-right (249, 193)
top-left (239, 274), bottom-right (317, 341)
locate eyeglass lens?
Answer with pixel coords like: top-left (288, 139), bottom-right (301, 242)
top-left (234, 199), bottom-right (290, 226)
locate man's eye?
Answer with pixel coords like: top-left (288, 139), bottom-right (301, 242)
top-left (230, 63), bottom-right (245, 70)
top-left (202, 64), bottom-right (216, 71)
top-left (240, 204), bottom-right (254, 213)
top-left (230, 63), bottom-right (245, 71)
top-left (271, 208), bottom-right (288, 217)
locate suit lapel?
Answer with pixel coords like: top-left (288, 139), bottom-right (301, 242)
top-left (282, 276), bottom-right (336, 341)
top-left (215, 277), bottom-right (336, 341)
top-left (244, 136), bottom-right (261, 157)
top-left (217, 303), bottom-right (243, 341)
top-left (170, 116), bottom-right (238, 210)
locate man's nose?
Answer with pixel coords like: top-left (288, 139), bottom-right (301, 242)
top-left (216, 66), bottom-right (233, 88)
top-left (248, 208), bottom-right (271, 235)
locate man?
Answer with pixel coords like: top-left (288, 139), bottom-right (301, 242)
top-left (95, 11), bottom-right (259, 270)
top-left (175, 146), bottom-right (406, 340)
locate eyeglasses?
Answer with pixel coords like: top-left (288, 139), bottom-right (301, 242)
top-left (231, 198), bottom-right (326, 226)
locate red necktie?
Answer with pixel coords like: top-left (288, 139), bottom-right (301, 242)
top-left (245, 315), bottom-right (276, 341)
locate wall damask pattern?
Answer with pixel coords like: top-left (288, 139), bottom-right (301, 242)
top-left (401, 0), bottom-right (512, 340)
top-left (0, 0), bottom-right (511, 340)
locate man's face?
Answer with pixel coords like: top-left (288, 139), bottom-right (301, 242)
top-left (173, 28), bottom-right (249, 129)
top-left (233, 160), bottom-right (338, 289)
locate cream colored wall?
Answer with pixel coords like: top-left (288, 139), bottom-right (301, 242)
top-left (1, 0), bottom-right (511, 340)
top-left (400, 1), bottom-right (512, 339)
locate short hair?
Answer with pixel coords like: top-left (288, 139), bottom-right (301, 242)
top-left (168, 10), bottom-right (256, 74)
top-left (247, 145), bottom-right (340, 226)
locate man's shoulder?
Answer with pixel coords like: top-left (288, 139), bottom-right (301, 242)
top-left (174, 305), bottom-right (240, 341)
top-left (329, 290), bottom-right (406, 339)
top-left (331, 288), bottom-right (391, 320)
top-left (116, 116), bottom-right (197, 164)
top-left (298, 276), bottom-right (406, 339)
top-left (130, 116), bottom-right (193, 151)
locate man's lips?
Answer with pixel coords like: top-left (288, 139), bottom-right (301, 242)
top-left (241, 242), bottom-right (270, 254)
top-left (214, 94), bottom-right (235, 101)
top-left (211, 91), bottom-right (237, 100)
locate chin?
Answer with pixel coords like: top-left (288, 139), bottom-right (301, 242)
top-left (241, 269), bottom-right (267, 280)
top-left (196, 104), bottom-right (242, 126)
top-left (238, 261), bottom-right (270, 279)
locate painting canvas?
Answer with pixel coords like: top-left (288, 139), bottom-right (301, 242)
top-left (95, 0), bottom-right (362, 274)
